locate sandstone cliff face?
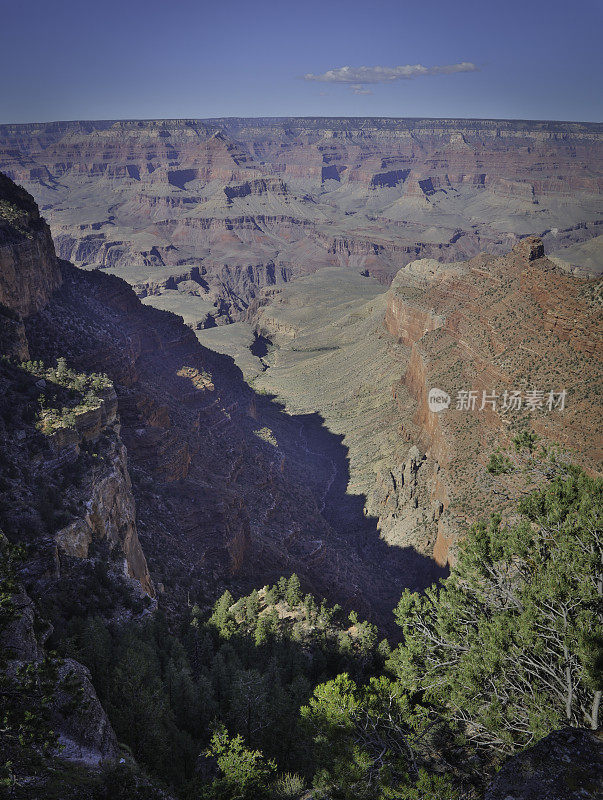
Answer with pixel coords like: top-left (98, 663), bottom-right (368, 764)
top-left (0, 362), bottom-right (153, 604)
top-left (383, 237), bottom-right (602, 564)
top-left (0, 172), bottom-right (61, 316)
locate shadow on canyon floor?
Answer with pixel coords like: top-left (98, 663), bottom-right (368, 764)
top-left (202, 343), bottom-right (449, 634)
top-left (22, 264), bottom-right (447, 637)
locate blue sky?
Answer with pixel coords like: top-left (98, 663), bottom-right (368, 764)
top-left (1, 0), bottom-right (601, 122)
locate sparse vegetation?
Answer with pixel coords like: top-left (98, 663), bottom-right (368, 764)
top-left (486, 450), bottom-right (514, 474)
top-left (17, 357), bottom-right (112, 434)
top-left (253, 426), bottom-right (278, 447)
top-left (0, 199), bottom-right (33, 238)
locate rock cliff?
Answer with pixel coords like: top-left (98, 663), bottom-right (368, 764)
top-left (0, 175), bottom-right (152, 601)
top-left (0, 117), bottom-right (600, 326)
top-left (0, 535), bottom-right (120, 768)
top-left (0, 171), bottom-right (61, 316)
top-left (384, 236), bottom-right (602, 563)
top-left (53, 412), bottom-right (153, 596)
top-left (0, 175), bottom-right (156, 777)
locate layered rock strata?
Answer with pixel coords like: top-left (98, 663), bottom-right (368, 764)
top-left (0, 117), bottom-right (600, 325)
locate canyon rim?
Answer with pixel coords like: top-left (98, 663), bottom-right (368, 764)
top-left (0, 1), bottom-right (602, 798)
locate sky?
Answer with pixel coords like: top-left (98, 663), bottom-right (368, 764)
top-left (0, 0), bottom-right (601, 123)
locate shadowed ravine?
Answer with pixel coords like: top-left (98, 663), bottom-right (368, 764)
top-left (23, 261), bottom-right (445, 636)
top-left (236, 378), bottom-right (448, 632)
top-left (205, 345), bottom-right (448, 633)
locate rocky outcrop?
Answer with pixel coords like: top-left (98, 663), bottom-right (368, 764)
top-left (52, 659), bottom-right (120, 765)
top-left (366, 446), bottom-right (444, 556)
top-left (0, 303), bottom-right (29, 359)
top-left (224, 177), bottom-right (288, 203)
top-left (0, 172), bottom-right (61, 316)
top-left (55, 428), bottom-right (153, 596)
top-left (0, 172), bottom-right (152, 602)
top-left (485, 728), bottom-right (603, 800)
top-left (382, 237), bottom-right (602, 565)
top-left (0, 563), bottom-right (120, 766)
top-left (0, 588), bottom-right (41, 662)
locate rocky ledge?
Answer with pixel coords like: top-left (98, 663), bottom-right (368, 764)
top-left (486, 728), bottom-right (603, 800)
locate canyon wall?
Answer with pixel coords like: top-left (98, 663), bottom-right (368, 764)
top-left (0, 172), bottom-right (62, 316)
top-left (0, 174), bottom-right (152, 598)
top-left (383, 237), bottom-right (602, 564)
top-left (0, 173), bottom-right (153, 770)
top-left (0, 118), bottom-right (600, 325)
top-left (240, 237), bottom-right (601, 572)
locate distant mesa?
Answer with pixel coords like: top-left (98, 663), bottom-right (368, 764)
top-left (0, 116), bottom-right (599, 326)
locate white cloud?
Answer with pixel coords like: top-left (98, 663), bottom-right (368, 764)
top-left (303, 62), bottom-right (478, 93)
top-left (351, 84), bottom-right (373, 95)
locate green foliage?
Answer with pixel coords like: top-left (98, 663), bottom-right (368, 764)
top-left (486, 450), bottom-right (514, 475)
top-left (20, 357), bottom-right (111, 394)
top-left (272, 771), bottom-right (306, 799)
top-left (202, 726), bottom-right (276, 800)
top-left (0, 536), bottom-right (60, 784)
top-left (0, 536), bottom-right (23, 629)
top-left (60, 615), bottom-right (199, 786)
top-left (512, 428), bottom-right (539, 454)
top-left (388, 467), bottom-right (603, 753)
top-left (0, 199), bottom-right (33, 238)
top-left (285, 574), bottom-right (302, 606)
top-left (301, 674), bottom-right (440, 799)
top-left (209, 590), bottom-right (236, 637)
top-left (17, 357), bottom-right (112, 434)
top-left (382, 769), bottom-right (459, 800)
top-left (58, 579), bottom-right (385, 795)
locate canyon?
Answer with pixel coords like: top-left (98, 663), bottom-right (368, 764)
top-left (0, 117), bottom-right (601, 329)
top-left (1, 117), bottom-right (601, 618)
top-left (0, 114), bottom-right (601, 796)
top-left (0, 170), bottom-right (445, 642)
top-left (204, 237), bottom-right (601, 572)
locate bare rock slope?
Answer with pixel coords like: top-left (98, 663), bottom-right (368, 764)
top-left (485, 728), bottom-right (603, 800)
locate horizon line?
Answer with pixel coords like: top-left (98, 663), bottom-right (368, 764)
top-left (1, 114), bottom-right (602, 127)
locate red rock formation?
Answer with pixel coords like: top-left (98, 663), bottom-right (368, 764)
top-left (385, 238), bottom-right (602, 565)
